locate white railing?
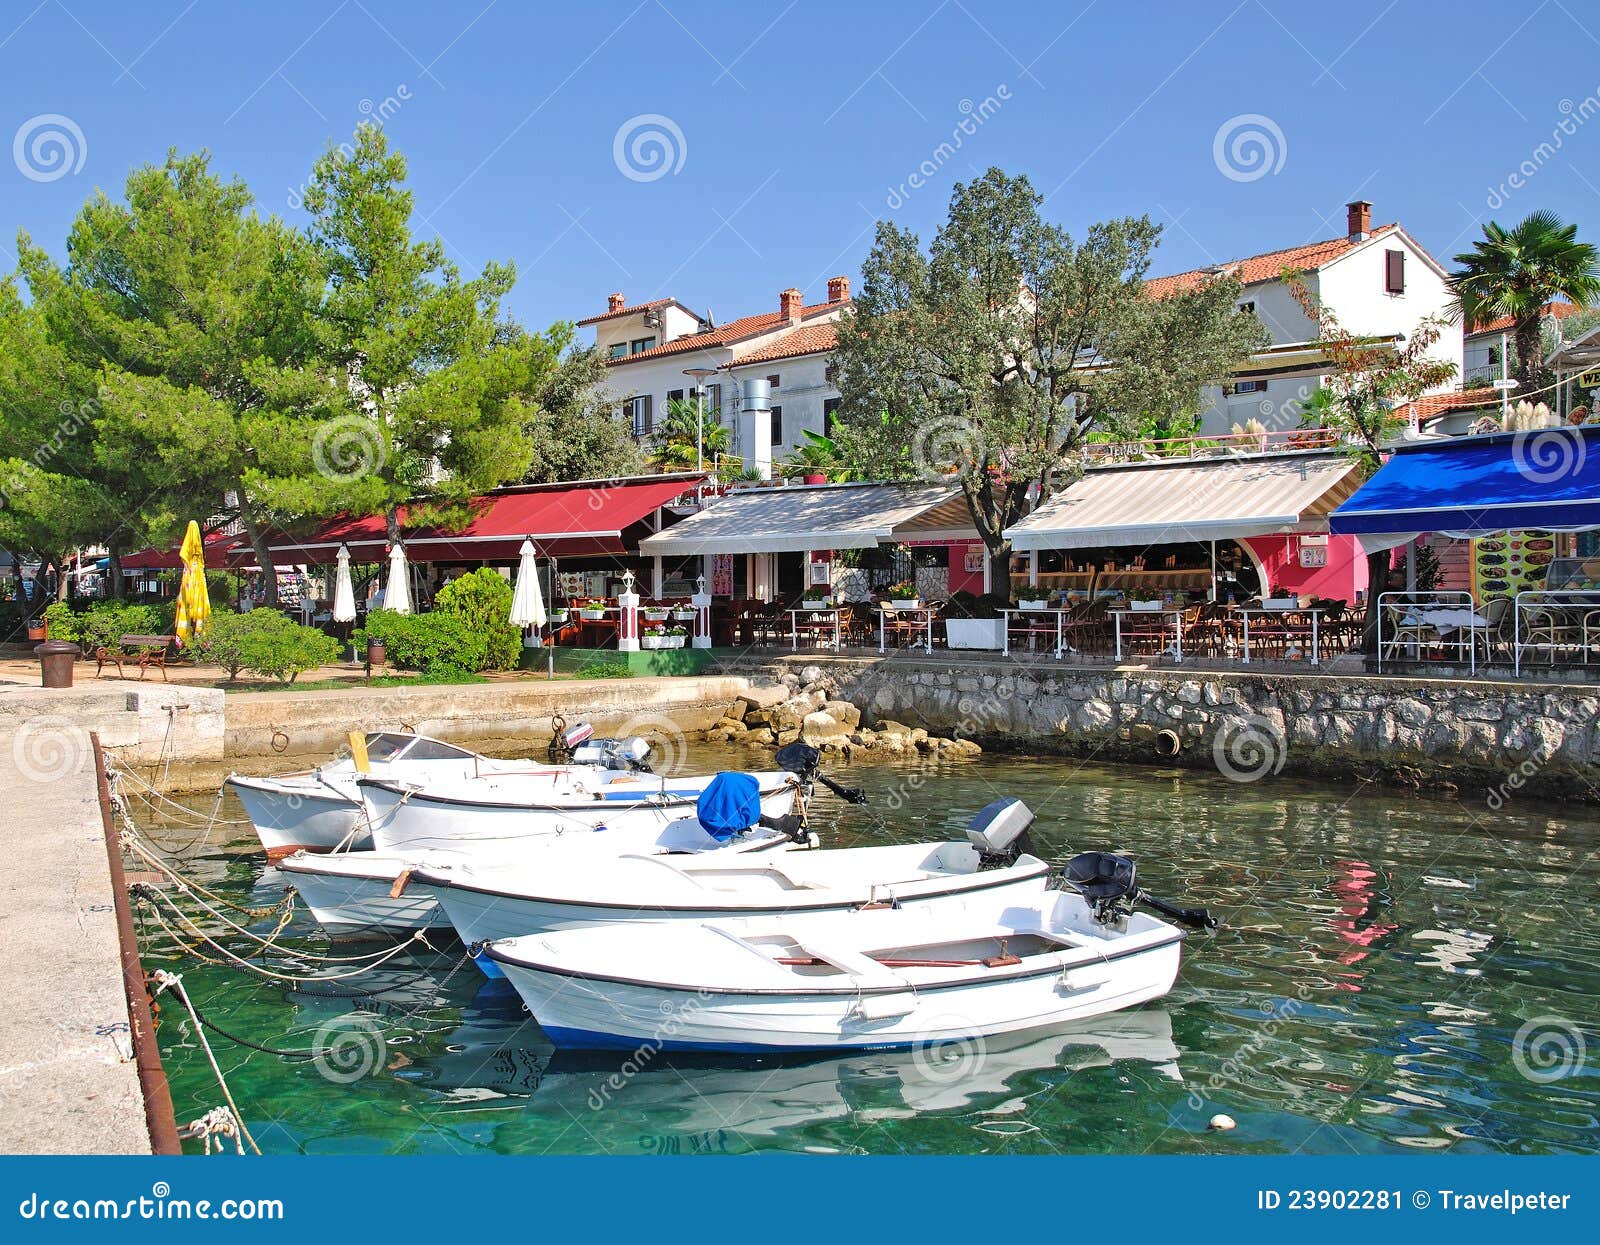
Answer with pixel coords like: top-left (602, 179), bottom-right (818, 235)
top-left (1079, 427), bottom-right (1339, 464)
top-left (1375, 591), bottom-right (1483, 674)
top-left (1512, 590), bottom-right (1600, 676)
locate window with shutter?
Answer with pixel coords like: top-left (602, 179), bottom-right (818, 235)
top-left (1384, 250), bottom-right (1405, 294)
top-left (769, 405), bottom-right (783, 447)
top-left (643, 394), bottom-right (654, 433)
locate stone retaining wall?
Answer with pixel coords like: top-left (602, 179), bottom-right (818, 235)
top-left (714, 655), bottom-right (1600, 803)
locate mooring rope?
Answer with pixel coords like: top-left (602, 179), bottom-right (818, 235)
top-left (110, 763), bottom-right (253, 828)
top-left (177, 1106), bottom-right (247, 1156)
top-left (115, 806), bottom-right (292, 922)
top-left (150, 972), bottom-right (262, 1156)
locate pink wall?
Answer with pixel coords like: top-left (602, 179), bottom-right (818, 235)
top-left (1242, 534), bottom-right (1368, 603)
top-left (948, 543), bottom-right (985, 595)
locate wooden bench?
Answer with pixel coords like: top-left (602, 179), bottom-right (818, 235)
top-left (95, 633), bottom-right (177, 682)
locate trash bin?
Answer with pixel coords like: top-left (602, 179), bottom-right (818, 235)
top-left (35, 640), bottom-right (80, 689)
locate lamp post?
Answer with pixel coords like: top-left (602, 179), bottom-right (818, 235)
top-left (683, 367), bottom-right (719, 473)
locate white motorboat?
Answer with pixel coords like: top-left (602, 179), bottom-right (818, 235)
top-left (228, 727), bottom-right (640, 859)
top-left (486, 844), bottom-right (1213, 1053)
top-left (280, 806), bottom-right (800, 934)
top-left (359, 768), bottom-right (801, 854)
top-left (278, 771), bottom-right (810, 939)
top-left (411, 798), bottom-right (1055, 948)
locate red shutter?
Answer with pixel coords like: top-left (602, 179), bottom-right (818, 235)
top-left (1385, 250), bottom-right (1405, 294)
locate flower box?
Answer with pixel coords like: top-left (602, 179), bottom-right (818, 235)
top-left (889, 598), bottom-right (922, 610)
top-left (547, 608), bottom-right (569, 623)
top-left (670, 608), bottom-right (697, 622)
top-left (642, 607), bottom-right (670, 622)
top-left (1018, 599), bottom-right (1049, 611)
top-left (579, 607), bottom-right (607, 621)
top-left (1130, 599), bottom-right (1164, 612)
top-left (667, 634), bottom-right (686, 649)
top-left (640, 634), bottom-right (664, 650)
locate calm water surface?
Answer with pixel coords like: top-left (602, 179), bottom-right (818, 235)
top-left (134, 744), bottom-right (1600, 1155)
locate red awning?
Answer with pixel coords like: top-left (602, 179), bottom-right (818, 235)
top-left (121, 535), bottom-right (258, 571)
top-left (266, 475), bottom-right (705, 564)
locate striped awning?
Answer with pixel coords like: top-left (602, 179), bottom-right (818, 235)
top-left (639, 482), bottom-right (961, 556)
top-left (1004, 451), bottom-right (1362, 551)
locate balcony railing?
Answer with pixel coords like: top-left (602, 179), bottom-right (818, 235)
top-left (1079, 426), bottom-right (1339, 463)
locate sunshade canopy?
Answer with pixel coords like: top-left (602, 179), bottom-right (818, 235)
top-left (1005, 451), bottom-right (1362, 551)
top-left (1330, 427), bottom-right (1600, 546)
top-left (267, 475), bottom-right (703, 564)
top-left (638, 482), bottom-right (960, 556)
top-left (121, 533), bottom-right (255, 571)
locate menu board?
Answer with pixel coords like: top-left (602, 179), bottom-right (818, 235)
top-left (1473, 532), bottom-right (1556, 601)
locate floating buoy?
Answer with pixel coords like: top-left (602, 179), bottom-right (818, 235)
top-left (1208, 1113), bottom-right (1236, 1131)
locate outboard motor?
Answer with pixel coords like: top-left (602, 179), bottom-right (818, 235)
top-left (966, 797), bottom-right (1035, 869)
top-left (571, 735), bottom-right (654, 773)
top-left (1063, 850), bottom-right (1219, 930)
top-left (546, 716), bottom-right (594, 763)
top-left (774, 741), bottom-right (867, 806)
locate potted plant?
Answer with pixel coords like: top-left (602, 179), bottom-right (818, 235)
top-left (579, 598), bottom-right (607, 621)
top-left (640, 625), bottom-right (665, 650)
top-left (670, 604), bottom-right (697, 622)
top-left (1262, 583), bottom-right (1297, 610)
top-left (801, 592), bottom-right (832, 610)
top-left (1130, 597), bottom-right (1164, 612)
top-left (1016, 593), bottom-right (1049, 611)
top-left (944, 591), bottom-right (1006, 650)
top-left (642, 604), bottom-right (670, 623)
top-left (886, 580), bottom-right (921, 610)
top-left (665, 625), bottom-right (687, 649)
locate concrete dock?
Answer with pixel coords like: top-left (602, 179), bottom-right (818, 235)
top-left (0, 710), bottom-right (154, 1153)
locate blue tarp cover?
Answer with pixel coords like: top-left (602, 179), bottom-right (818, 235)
top-left (1330, 428), bottom-right (1600, 537)
top-left (695, 772), bottom-right (761, 840)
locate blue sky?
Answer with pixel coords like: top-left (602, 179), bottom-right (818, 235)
top-left (4, 0), bottom-right (1599, 332)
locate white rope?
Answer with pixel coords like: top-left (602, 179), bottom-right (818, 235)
top-left (178, 1106), bottom-right (246, 1155)
top-left (150, 972), bottom-right (261, 1156)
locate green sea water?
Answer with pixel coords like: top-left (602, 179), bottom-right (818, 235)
top-left (135, 744), bottom-right (1600, 1155)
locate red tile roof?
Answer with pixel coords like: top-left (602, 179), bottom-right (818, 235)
top-left (732, 322), bottom-right (840, 366)
top-left (1466, 301), bottom-right (1587, 337)
top-left (1144, 224), bottom-right (1399, 299)
top-left (1397, 387), bottom-right (1502, 424)
top-left (577, 297), bottom-right (675, 327)
top-left (606, 301), bottom-right (848, 366)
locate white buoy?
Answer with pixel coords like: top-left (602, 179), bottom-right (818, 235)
top-left (1208, 1113), bottom-right (1236, 1131)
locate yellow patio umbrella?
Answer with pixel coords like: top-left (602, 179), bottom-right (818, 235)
top-left (173, 520), bottom-right (212, 649)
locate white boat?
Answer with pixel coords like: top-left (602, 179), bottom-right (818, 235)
top-left (359, 768), bottom-right (800, 855)
top-left (280, 809), bottom-right (800, 934)
top-left (486, 843), bottom-right (1207, 1053)
top-left (411, 806), bottom-right (1055, 949)
top-left (229, 728), bottom-right (651, 859)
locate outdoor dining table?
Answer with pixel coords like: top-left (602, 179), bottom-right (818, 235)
top-left (1110, 609), bottom-right (1186, 664)
top-left (788, 606), bottom-right (845, 651)
top-left (878, 605), bottom-right (936, 653)
top-left (1229, 607), bottom-right (1324, 666)
top-left (1000, 607), bottom-right (1071, 658)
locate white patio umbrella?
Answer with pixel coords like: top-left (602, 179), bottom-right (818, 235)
top-left (508, 539), bottom-right (547, 630)
top-left (331, 544), bottom-right (357, 623)
top-left (385, 541), bottom-right (412, 615)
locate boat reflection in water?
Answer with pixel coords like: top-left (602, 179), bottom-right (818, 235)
top-left (388, 978), bottom-right (1183, 1150)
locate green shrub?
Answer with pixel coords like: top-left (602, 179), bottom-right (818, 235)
top-left (432, 568), bottom-right (521, 671)
top-left (43, 601), bottom-right (78, 643)
top-left (575, 660), bottom-right (632, 680)
top-left (357, 609), bottom-right (488, 675)
top-left (200, 611), bottom-right (339, 683)
top-left (44, 601), bottom-right (163, 653)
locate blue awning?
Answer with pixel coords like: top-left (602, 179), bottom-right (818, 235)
top-left (1330, 428), bottom-right (1600, 545)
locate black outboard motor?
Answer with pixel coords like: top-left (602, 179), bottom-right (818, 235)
top-left (774, 741), bottom-right (867, 805)
top-left (966, 797), bottom-right (1034, 869)
top-left (1063, 850), bottom-right (1219, 930)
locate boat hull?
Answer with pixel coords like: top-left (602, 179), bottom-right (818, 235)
top-left (229, 776), bottom-right (367, 859)
top-left (365, 780), bottom-right (797, 855)
top-left (498, 938), bottom-right (1182, 1053)
top-left (279, 855), bottom-right (451, 938)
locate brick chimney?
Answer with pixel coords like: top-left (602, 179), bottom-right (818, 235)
top-left (779, 287), bottom-right (803, 324)
top-left (607, 292), bottom-right (626, 313)
top-left (1346, 201), bottom-right (1371, 242)
top-left (826, 275), bottom-right (851, 303)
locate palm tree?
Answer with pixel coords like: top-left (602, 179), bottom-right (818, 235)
top-left (648, 397), bottom-right (731, 473)
top-left (781, 429), bottom-right (857, 481)
top-left (1453, 211), bottom-right (1600, 394)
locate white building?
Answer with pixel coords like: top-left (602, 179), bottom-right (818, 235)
top-left (1146, 201), bottom-right (1462, 437)
top-left (579, 280), bottom-right (851, 477)
top-left (1462, 300), bottom-right (1586, 386)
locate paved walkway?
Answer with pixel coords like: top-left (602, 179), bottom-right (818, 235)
top-left (0, 717), bottom-right (151, 1153)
